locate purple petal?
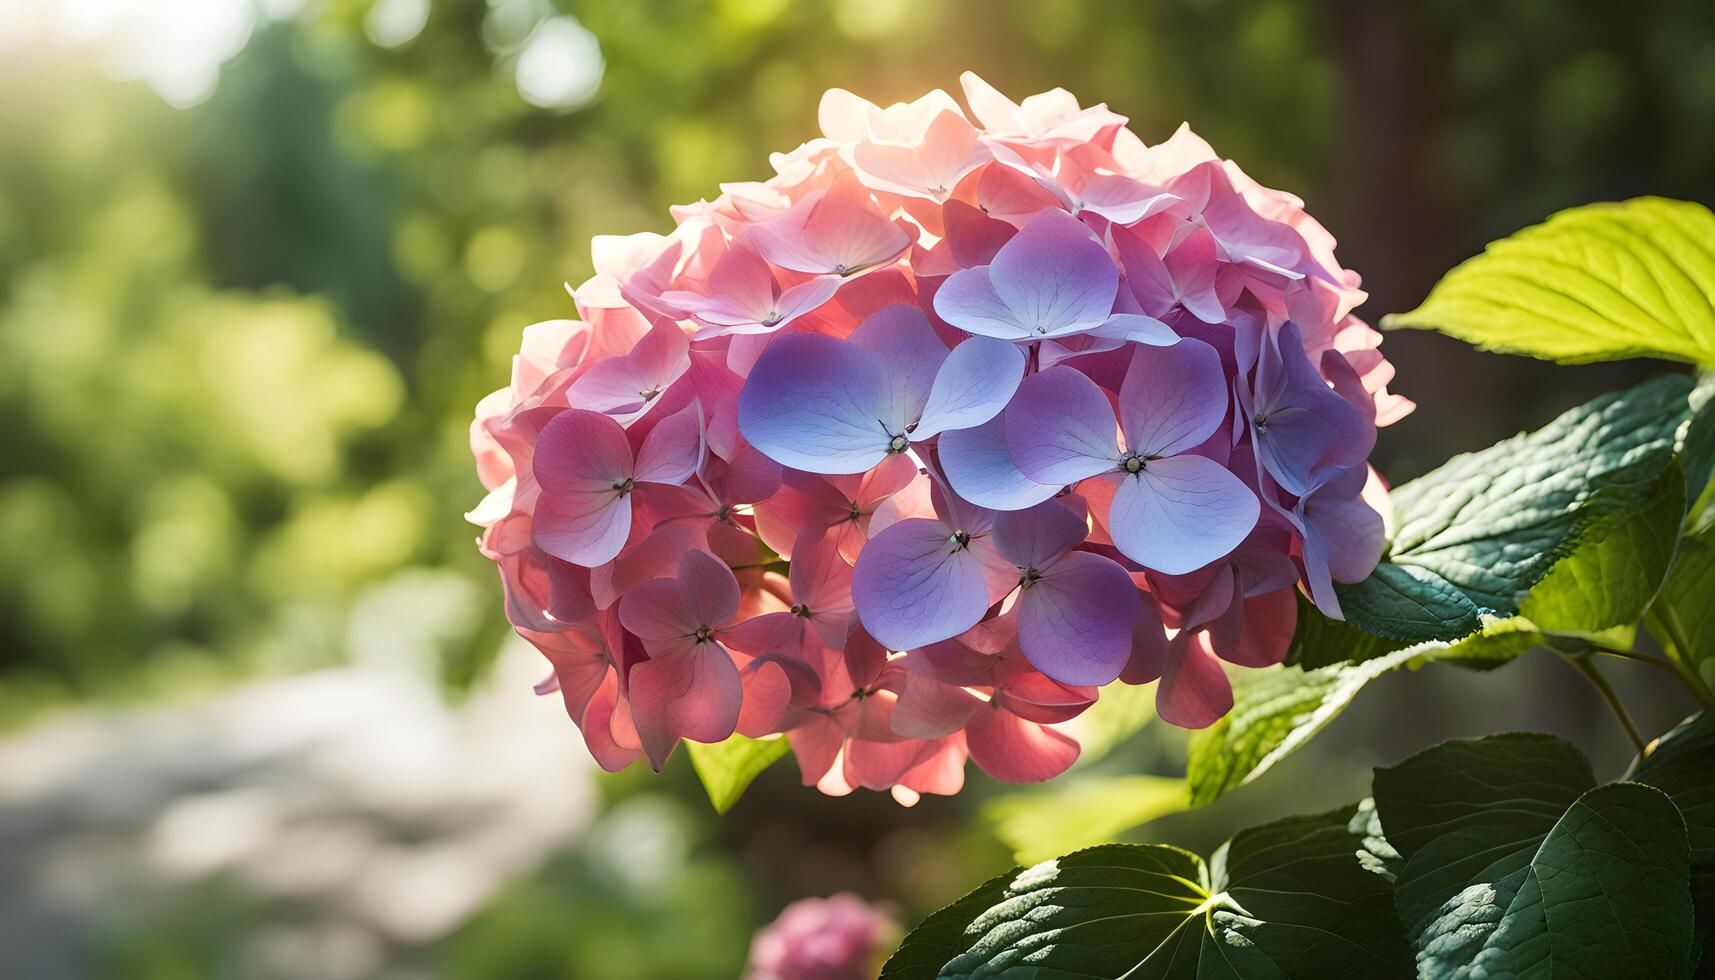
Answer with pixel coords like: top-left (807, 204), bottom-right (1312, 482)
top-left (851, 518), bottom-right (994, 650)
top-left (1005, 365), bottom-right (1119, 485)
top-left (1016, 551), bottom-right (1141, 685)
top-left (934, 265), bottom-right (1027, 339)
top-left (1117, 338), bottom-right (1228, 457)
top-left (914, 336), bottom-right (1026, 439)
top-left (1106, 455), bottom-right (1259, 574)
top-left (1296, 466), bottom-right (1385, 618)
top-left (938, 413), bottom-right (1062, 511)
top-left (992, 499), bottom-right (1087, 569)
top-left (849, 304), bottom-right (950, 431)
top-left (988, 209), bottom-right (1117, 336)
top-left (1089, 313), bottom-right (1179, 346)
top-left (1252, 321), bottom-right (1374, 496)
top-left (737, 332), bottom-right (892, 474)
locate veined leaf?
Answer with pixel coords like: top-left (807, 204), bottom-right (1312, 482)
top-left (1384, 197), bottom-right (1715, 367)
top-left (882, 803), bottom-right (1411, 979)
top-left (1629, 711), bottom-right (1715, 978)
top-left (1374, 733), bottom-right (1697, 979)
top-left (1338, 373), bottom-right (1703, 643)
top-left (685, 733), bottom-right (788, 814)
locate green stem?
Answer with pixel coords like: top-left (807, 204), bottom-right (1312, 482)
top-left (1583, 637), bottom-right (1715, 710)
top-left (1569, 656), bottom-right (1649, 756)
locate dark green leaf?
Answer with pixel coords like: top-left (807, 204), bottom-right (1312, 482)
top-left (1375, 733), bottom-right (1697, 978)
top-left (684, 734), bottom-right (788, 814)
top-left (1630, 712), bottom-right (1715, 978)
top-left (1339, 373), bottom-right (1701, 643)
top-left (1383, 197), bottom-right (1715, 367)
top-left (883, 804), bottom-right (1412, 980)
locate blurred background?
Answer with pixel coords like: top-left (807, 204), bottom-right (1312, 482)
top-left (2, 0), bottom-right (1713, 977)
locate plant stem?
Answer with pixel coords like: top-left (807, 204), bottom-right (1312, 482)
top-left (1580, 637), bottom-right (1715, 710)
top-left (1569, 656), bottom-right (1649, 756)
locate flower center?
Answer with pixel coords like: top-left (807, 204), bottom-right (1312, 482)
top-left (1018, 567), bottom-right (1042, 588)
top-left (1253, 411), bottom-right (1269, 433)
top-left (761, 310), bottom-right (782, 327)
top-left (639, 387), bottom-right (661, 402)
top-left (694, 625), bottom-right (715, 643)
top-left (612, 477), bottom-right (637, 495)
top-left (1121, 454), bottom-right (1146, 474)
top-left (948, 529), bottom-right (972, 552)
top-left (887, 434), bottom-right (909, 453)
top-left (790, 603), bottom-right (811, 618)
top-left (848, 502), bottom-right (861, 522)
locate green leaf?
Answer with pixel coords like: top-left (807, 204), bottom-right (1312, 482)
top-left (1629, 711), bottom-right (1715, 977)
top-left (1189, 625), bottom-right (1540, 807)
top-left (1383, 197), bottom-right (1715, 367)
top-left (1374, 733), bottom-right (1697, 978)
top-left (1650, 525), bottom-right (1715, 698)
top-left (1520, 459), bottom-right (1686, 633)
top-left (1630, 712), bottom-right (1715, 871)
top-left (684, 734), bottom-right (788, 814)
top-left (1067, 679), bottom-right (1156, 766)
top-left (981, 775), bottom-right (1185, 865)
top-left (882, 803), bottom-right (1412, 980)
top-left (1339, 373), bottom-right (1702, 643)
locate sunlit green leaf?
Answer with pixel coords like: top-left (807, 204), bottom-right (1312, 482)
top-left (981, 775), bottom-right (1185, 865)
top-left (1384, 197), bottom-right (1715, 367)
top-left (1190, 623), bottom-right (1541, 806)
top-left (882, 803), bottom-right (1411, 979)
top-left (684, 734), bottom-right (788, 814)
top-left (1374, 733), bottom-right (1697, 978)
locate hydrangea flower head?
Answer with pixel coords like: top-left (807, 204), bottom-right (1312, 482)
top-left (469, 72), bottom-right (1411, 799)
top-left (746, 893), bottom-right (899, 980)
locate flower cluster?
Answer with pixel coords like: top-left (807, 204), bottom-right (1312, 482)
top-left (746, 893), bottom-right (898, 980)
top-left (469, 73), bottom-right (1410, 801)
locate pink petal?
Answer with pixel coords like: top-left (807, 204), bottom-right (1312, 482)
top-left (1005, 365), bottom-right (1120, 485)
top-left (942, 200), bottom-right (1017, 267)
top-left (1117, 339), bottom-right (1229, 458)
top-left (965, 706), bottom-right (1079, 783)
top-left (628, 644), bottom-right (743, 767)
top-left (1120, 594), bottom-right (1170, 685)
top-left (633, 401), bottom-right (704, 485)
top-left (1075, 175), bottom-right (1178, 225)
top-left (892, 670), bottom-right (982, 738)
top-left (789, 530), bottom-right (856, 651)
top-left (533, 488), bottom-right (631, 567)
top-left (533, 408), bottom-right (633, 493)
top-left (617, 576), bottom-right (694, 647)
top-left (566, 320), bottom-right (690, 423)
top-left (678, 548), bottom-right (741, 630)
top-left (851, 518), bottom-right (996, 651)
top-left (1165, 226), bottom-right (1225, 324)
top-left (748, 176), bottom-right (910, 277)
top-left (852, 109), bottom-right (988, 200)
top-left (1156, 631), bottom-right (1233, 730)
top-left (1226, 587), bottom-right (1296, 668)
top-left (1015, 551), bottom-right (1141, 685)
top-left (1107, 455), bottom-right (1259, 574)
top-left (987, 209), bottom-right (1117, 336)
top-left (736, 660), bottom-right (791, 738)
